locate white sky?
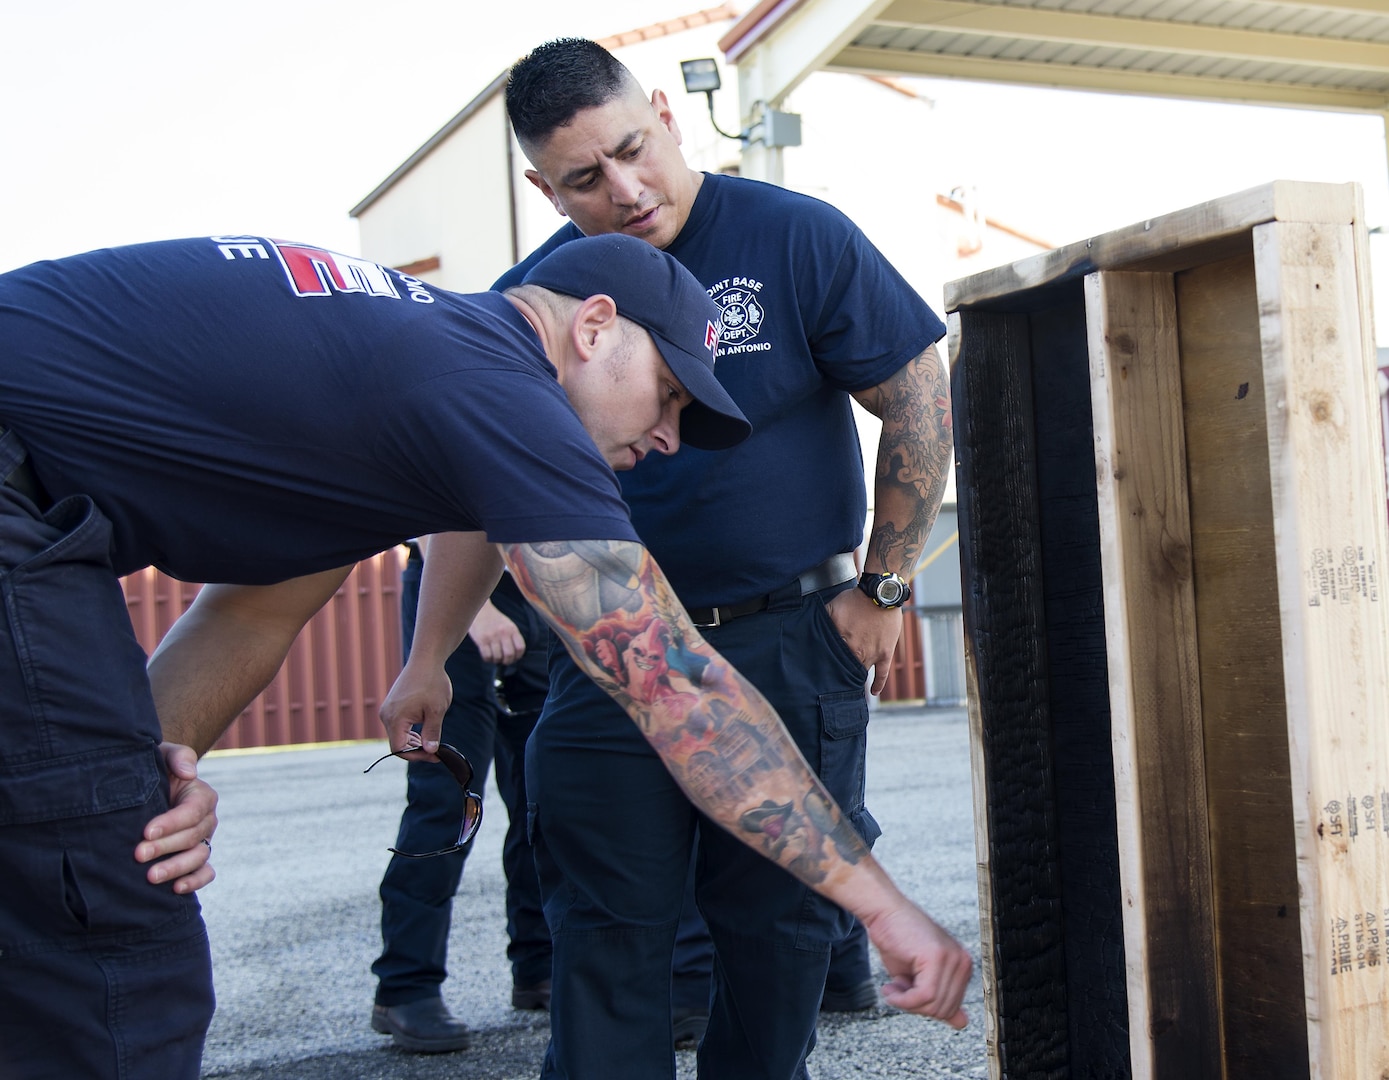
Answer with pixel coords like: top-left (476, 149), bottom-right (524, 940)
top-left (5, 0), bottom-right (1389, 322)
top-left (0, 0), bottom-right (699, 272)
top-left (919, 78), bottom-right (1389, 252)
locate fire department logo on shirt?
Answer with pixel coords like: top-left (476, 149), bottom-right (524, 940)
top-left (708, 277), bottom-right (769, 354)
top-left (210, 236), bottom-right (436, 304)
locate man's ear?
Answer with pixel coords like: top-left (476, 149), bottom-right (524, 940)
top-left (650, 89), bottom-right (684, 147)
top-left (569, 294), bottom-right (620, 360)
top-left (525, 169), bottom-right (568, 218)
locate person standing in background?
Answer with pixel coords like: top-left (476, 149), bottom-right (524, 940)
top-left (370, 540), bottom-right (553, 1053)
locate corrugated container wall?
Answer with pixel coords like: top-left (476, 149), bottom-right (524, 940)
top-left (121, 550), bottom-right (405, 751)
top-left (122, 550), bottom-right (948, 752)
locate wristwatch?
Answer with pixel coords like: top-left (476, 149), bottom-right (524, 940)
top-left (857, 571), bottom-right (912, 609)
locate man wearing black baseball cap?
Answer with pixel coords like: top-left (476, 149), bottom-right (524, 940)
top-left (521, 232), bottom-right (747, 454)
top-left (368, 231), bottom-right (750, 1050)
top-left (0, 230), bottom-right (750, 1079)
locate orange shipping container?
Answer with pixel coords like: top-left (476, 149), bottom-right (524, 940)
top-left (121, 550), bottom-right (405, 751)
top-left (122, 548), bottom-right (941, 752)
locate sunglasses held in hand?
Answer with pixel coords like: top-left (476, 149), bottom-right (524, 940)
top-left (364, 742), bottom-right (484, 858)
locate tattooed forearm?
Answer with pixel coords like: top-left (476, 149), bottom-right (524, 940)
top-left (738, 787), bottom-right (869, 884)
top-left (853, 341), bottom-right (953, 574)
top-left (505, 539), bottom-right (647, 631)
top-left (502, 538), bottom-right (871, 888)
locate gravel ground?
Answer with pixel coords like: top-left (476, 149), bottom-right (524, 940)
top-left (196, 703), bottom-right (987, 1079)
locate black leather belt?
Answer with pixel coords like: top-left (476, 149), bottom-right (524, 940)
top-left (687, 552), bottom-right (858, 628)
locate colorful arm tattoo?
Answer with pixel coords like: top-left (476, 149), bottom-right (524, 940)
top-left (501, 539), bottom-right (867, 886)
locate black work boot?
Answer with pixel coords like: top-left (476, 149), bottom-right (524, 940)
top-left (370, 997), bottom-right (472, 1052)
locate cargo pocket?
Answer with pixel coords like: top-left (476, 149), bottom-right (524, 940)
top-left (818, 690), bottom-right (872, 832)
top-left (527, 801), bottom-right (578, 933)
top-left (99, 918), bottom-right (214, 1078)
top-left (0, 747), bottom-right (198, 955)
top-left (0, 494), bottom-right (162, 759)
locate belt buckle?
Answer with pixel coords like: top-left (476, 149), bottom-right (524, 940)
top-left (692, 607), bottom-right (722, 629)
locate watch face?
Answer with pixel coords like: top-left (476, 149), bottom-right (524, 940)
top-left (876, 578), bottom-right (906, 606)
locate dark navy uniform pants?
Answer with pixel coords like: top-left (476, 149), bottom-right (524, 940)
top-left (373, 558), bottom-right (552, 1004)
top-left (528, 579), bottom-right (879, 1080)
top-left (0, 461), bottom-right (213, 1079)
top-left (672, 862), bottom-right (872, 1014)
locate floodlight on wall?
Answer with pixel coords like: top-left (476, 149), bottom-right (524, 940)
top-left (679, 57), bottom-right (802, 149)
top-left (680, 58), bottom-right (741, 141)
top-left (680, 57), bottom-right (721, 94)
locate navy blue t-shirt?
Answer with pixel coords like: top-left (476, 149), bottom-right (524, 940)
top-left (0, 236), bottom-right (637, 583)
top-left (496, 174), bottom-right (945, 608)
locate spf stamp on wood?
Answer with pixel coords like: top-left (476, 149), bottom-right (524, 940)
top-left (948, 181), bottom-right (1389, 1080)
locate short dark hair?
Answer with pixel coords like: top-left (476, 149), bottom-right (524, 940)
top-left (506, 38), bottom-right (637, 147)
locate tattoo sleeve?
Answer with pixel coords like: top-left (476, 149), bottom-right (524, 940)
top-left (502, 539), bottom-right (869, 888)
top-left (853, 341), bottom-right (953, 574)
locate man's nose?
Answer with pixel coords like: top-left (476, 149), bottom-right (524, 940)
top-left (648, 418), bottom-right (679, 457)
top-left (609, 166), bottom-right (643, 205)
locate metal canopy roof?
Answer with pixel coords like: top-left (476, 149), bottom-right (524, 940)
top-left (720, 0), bottom-right (1389, 120)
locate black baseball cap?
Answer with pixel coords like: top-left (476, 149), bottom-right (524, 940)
top-left (521, 234), bottom-right (751, 451)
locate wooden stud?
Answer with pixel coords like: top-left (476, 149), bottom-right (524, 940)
top-left (1086, 269), bottom-right (1222, 1079)
top-left (1254, 219), bottom-right (1389, 1080)
top-left (951, 307), bottom-right (1070, 1080)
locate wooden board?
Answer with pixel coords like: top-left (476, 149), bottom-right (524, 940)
top-left (1175, 253), bottom-right (1309, 1079)
top-left (1086, 270), bottom-right (1221, 1079)
top-left (1253, 219), bottom-right (1389, 1080)
top-left (1028, 298), bottom-right (1132, 1079)
top-left (952, 295), bottom-right (1132, 1080)
top-left (946, 181), bottom-right (1359, 312)
top-left (951, 307), bottom-right (1070, 1080)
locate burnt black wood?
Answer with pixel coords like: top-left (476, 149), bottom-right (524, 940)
top-left (954, 307), bottom-right (1070, 1079)
top-left (1028, 296), bottom-right (1131, 1079)
top-left (954, 291), bottom-right (1133, 1079)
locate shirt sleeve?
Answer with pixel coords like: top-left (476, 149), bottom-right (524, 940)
top-left (804, 216), bottom-right (946, 394)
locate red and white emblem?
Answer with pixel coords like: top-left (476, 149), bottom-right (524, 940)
top-left (704, 320), bottom-right (720, 360)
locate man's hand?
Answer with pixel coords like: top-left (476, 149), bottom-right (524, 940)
top-left (863, 899), bottom-right (972, 1027)
top-left (468, 600), bottom-right (525, 666)
top-left (386, 532), bottom-right (503, 753)
top-left (380, 657), bottom-right (455, 755)
top-left (823, 586), bottom-right (904, 694)
top-left (134, 742), bottom-right (218, 894)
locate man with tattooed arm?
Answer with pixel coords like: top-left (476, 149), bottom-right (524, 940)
top-left (0, 231), bottom-right (763, 1079)
top-left (382, 37), bottom-right (969, 1080)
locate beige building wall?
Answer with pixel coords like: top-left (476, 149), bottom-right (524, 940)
top-left (353, 18), bottom-right (746, 287)
top-left (354, 92), bottom-right (516, 292)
